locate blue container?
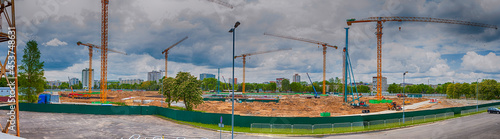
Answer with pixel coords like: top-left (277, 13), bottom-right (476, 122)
top-left (37, 94), bottom-right (51, 104)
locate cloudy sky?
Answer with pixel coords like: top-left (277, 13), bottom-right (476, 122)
top-left (9, 0), bottom-right (500, 85)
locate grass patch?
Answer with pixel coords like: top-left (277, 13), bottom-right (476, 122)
top-left (154, 109), bottom-right (490, 135)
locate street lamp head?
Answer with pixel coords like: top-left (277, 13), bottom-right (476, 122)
top-left (404, 71), bottom-right (408, 75)
top-left (228, 28), bottom-right (234, 33)
top-left (234, 21), bottom-right (240, 28)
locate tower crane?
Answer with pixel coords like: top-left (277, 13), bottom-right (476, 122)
top-left (162, 36), bottom-right (188, 78)
top-left (346, 16), bottom-right (497, 100)
top-left (234, 48), bottom-right (291, 93)
top-left (76, 41), bottom-right (127, 95)
top-left (100, 0), bottom-right (109, 103)
top-left (264, 33), bottom-right (338, 95)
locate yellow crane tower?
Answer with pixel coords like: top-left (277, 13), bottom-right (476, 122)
top-left (162, 36), bottom-right (188, 78)
top-left (76, 41), bottom-right (127, 95)
top-left (100, 0), bottom-right (109, 103)
top-left (347, 16), bottom-right (497, 100)
top-left (234, 48), bottom-right (291, 93)
top-left (264, 33), bottom-right (338, 95)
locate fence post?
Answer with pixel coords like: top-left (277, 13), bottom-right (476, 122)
top-left (311, 125), bottom-right (313, 133)
top-left (424, 116), bottom-right (426, 122)
top-left (270, 124), bottom-right (272, 132)
top-left (384, 120), bottom-right (386, 127)
top-left (251, 123), bottom-right (253, 131)
top-left (332, 124), bottom-right (334, 132)
top-left (412, 117), bottom-right (414, 124)
top-left (435, 115), bottom-right (436, 120)
top-left (368, 122), bottom-right (370, 129)
top-left (351, 123), bottom-right (353, 131)
top-left (399, 118), bottom-right (401, 125)
top-left (291, 125), bottom-right (293, 133)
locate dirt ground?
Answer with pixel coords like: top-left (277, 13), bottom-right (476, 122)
top-left (194, 95), bottom-right (427, 117)
top-left (58, 91), bottom-right (493, 117)
top-left (59, 90), bottom-right (164, 105)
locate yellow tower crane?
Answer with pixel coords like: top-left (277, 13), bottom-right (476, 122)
top-left (162, 36), bottom-right (188, 78)
top-left (234, 48), bottom-right (291, 93)
top-left (264, 33), bottom-right (337, 95)
top-left (76, 41), bottom-right (127, 95)
top-left (100, 0), bottom-right (109, 103)
top-left (347, 16), bottom-right (497, 100)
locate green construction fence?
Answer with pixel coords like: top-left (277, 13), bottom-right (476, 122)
top-left (1, 101), bottom-right (499, 127)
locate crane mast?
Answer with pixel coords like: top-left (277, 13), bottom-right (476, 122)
top-left (264, 33), bottom-right (337, 95)
top-left (347, 16), bottom-right (497, 100)
top-left (101, 0), bottom-right (109, 103)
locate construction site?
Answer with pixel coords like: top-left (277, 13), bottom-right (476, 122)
top-left (54, 90), bottom-right (498, 118)
top-left (1, 0), bottom-right (500, 138)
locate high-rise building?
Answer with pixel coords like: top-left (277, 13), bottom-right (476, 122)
top-left (148, 70), bottom-right (162, 82)
top-left (229, 78), bottom-right (237, 85)
top-left (68, 78), bottom-right (79, 86)
top-left (82, 68), bottom-right (94, 89)
top-left (293, 74), bottom-right (300, 83)
top-left (372, 76), bottom-right (388, 92)
top-left (199, 73), bottom-right (216, 80)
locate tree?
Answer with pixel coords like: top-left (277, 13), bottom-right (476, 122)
top-left (387, 83), bottom-right (400, 93)
top-left (172, 72), bottom-right (203, 111)
top-left (19, 40), bottom-right (45, 103)
top-left (281, 79), bottom-right (291, 92)
top-left (268, 82), bottom-right (277, 92)
top-left (479, 79), bottom-right (499, 100)
top-left (290, 82), bottom-right (302, 92)
top-left (160, 77), bottom-right (177, 107)
top-left (460, 83), bottom-right (470, 99)
top-left (201, 78), bottom-right (217, 91)
top-left (446, 83), bottom-right (455, 99)
top-left (59, 82), bottom-right (69, 89)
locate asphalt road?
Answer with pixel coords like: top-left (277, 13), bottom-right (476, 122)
top-left (323, 112), bottom-right (500, 139)
top-left (0, 110), bottom-right (498, 139)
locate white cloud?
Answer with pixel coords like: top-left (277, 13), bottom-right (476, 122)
top-left (461, 51), bottom-right (500, 73)
top-left (43, 38), bottom-right (68, 46)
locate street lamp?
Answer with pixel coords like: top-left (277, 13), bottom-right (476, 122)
top-left (476, 78), bottom-right (480, 112)
top-left (229, 21), bottom-right (240, 139)
top-left (403, 71), bottom-right (408, 123)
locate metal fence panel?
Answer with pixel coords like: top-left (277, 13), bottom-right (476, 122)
top-left (293, 124), bottom-right (313, 133)
top-left (271, 124), bottom-right (292, 133)
top-left (251, 123), bottom-right (271, 132)
top-left (313, 124), bottom-right (333, 133)
top-left (413, 116), bottom-right (425, 124)
top-left (333, 122), bottom-right (351, 132)
top-left (385, 118), bottom-right (400, 126)
top-left (351, 122), bottom-right (365, 131)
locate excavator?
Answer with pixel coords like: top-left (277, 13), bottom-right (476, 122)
top-left (387, 102), bottom-right (402, 111)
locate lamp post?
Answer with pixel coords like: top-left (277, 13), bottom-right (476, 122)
top-left (476, 78), bottom-right (480, 112)
top-left (403, 71), bottom-right (408, 123)
top-left (228, 21), bottom-right (240, 139)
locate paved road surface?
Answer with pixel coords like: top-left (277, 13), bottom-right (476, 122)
top-left (1, 110), bottom-right (498, 139)
top-left (323, 112), bottom-right (500, 139)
